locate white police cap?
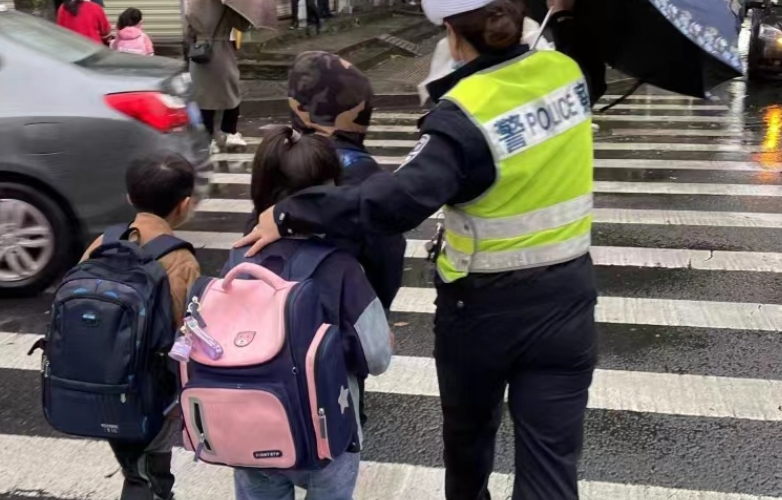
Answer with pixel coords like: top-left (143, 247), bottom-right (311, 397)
top-left (422, 0), bottom-right (496, 25)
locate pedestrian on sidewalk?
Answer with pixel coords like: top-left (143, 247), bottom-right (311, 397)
top-left (111, 8), bottom-right (154, 55)
top-left (56, 0), bottom-right (111, 45)
top-left (290, 0), bottom-right (320, 31)
top-left (317, 0), bottom-right (332, 18)
top-left (185, 2), bottom-right (252, 154)
top-left (236, 1), bottom-right (597, 499)
top-left (283, 50), bottom-right (406, 425)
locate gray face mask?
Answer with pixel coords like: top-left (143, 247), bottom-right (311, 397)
top-left (452, 60), bottom-right (465, 70)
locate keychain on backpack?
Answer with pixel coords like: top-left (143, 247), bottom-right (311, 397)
top-left (169, 327), bottom-right (194, 363)
top-left (183, 298), bottom-right (224, 361)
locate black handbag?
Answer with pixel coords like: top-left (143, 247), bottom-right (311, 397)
top-left (187, 7), bottom-right (228, 64)
top-left (187, 39), bottom-right (213, 64)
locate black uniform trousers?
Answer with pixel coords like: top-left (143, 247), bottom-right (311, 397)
top-left (433, 258), bottom-right (597, 500)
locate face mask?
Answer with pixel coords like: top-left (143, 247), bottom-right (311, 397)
top-left (452, 60), bottom-right (465, 70)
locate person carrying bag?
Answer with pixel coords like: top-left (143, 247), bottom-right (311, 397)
top-left (187, 7), bottom-right (227, 64)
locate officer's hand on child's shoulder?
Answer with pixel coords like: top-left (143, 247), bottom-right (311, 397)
top-left (233, 206), bottom-right (282, 257)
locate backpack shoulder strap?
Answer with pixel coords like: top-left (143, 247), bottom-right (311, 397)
top-left (102, 223), bottom-right (133, 244)
top-left (144, 235), bottom-right (195, 261)
top-left (282, 240), bottom-right (338, 282)
top-left (336, 147), bottom-right (371, 169)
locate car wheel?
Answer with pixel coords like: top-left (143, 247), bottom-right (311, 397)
top-left (0, 182), bottom-right (73, 297)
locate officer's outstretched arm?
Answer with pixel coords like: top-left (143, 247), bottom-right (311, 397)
top-left (273, 132), bottom-right (465, 239)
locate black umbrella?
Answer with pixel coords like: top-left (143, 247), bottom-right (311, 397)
top-left (528, 0), bottom-right (743, 99)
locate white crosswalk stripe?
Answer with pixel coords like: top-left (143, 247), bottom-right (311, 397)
top-left (209, 173), bottom-right (782, 197)
top-left (3, 333), bottom-right (777, 420)
top-left (176, 231), bottom-right (782, 272)
top-left (214, 156), bottom-right (782, 172)
top-left (244, 138), bottom-right (760, 153)
top-left (3, 434), bottom-right (775, 500)
top-left (194, 199), bottom-right (782, 228)
top-left (3, 93), bottom-right (782, 500)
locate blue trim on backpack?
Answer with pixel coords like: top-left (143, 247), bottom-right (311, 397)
top-left (335, 148), bottom-right (371, 169)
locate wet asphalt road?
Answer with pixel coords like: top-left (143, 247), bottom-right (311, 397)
top-left (4, 77), bottom-right (782, 498)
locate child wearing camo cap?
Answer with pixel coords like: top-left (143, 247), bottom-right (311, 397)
top-left (245, 51), bottom-right (406, 428)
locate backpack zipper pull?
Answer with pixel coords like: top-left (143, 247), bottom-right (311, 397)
top-left (318, 408), bottom-right (328, 439)
top-left (194, 433), bottom-right (206, 462)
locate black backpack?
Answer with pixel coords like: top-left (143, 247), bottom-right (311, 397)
top-left (29, 223), bottom-right (194, 442)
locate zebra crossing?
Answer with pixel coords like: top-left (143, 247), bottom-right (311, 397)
top-left (3, 91), bottom-right (782, 499)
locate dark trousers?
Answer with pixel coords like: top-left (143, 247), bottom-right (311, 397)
top-left (290, 0), bottom-right (320, 28)
top-left (201, 106), bottom-right (240, 136)
top-left (317, 0), bottom-right (332, 17)
top-left (109, 417), bottom-right (179, 500)
top-left (433, 271), bottom-right (597, 500)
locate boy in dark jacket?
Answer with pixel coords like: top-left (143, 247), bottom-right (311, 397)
top-left (286, 51), bottom-right (406, 318)
top-left (257, 51), bottom-right (406, 424)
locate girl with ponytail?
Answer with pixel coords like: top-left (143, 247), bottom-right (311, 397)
top-left (225, 124), bottom-right (394, 500)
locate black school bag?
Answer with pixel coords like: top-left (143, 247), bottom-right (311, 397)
top-left (29, 223), bottom-right (194, 442)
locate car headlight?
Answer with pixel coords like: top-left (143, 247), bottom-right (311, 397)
top-left (759, 24), bottom-right (782, 40)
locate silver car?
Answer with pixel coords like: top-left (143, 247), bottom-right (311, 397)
top-left (0, 8), bottom-right (212, 297)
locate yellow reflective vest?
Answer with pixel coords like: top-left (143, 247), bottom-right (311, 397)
top-left (437, 50), bottom-right (594, 283)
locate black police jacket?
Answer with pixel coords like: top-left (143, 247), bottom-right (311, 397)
top-left (274, 25), bottom-right (597, 304)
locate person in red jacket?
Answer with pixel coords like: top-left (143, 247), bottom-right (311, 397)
top-left (57, 0), bottom-right (111, 45)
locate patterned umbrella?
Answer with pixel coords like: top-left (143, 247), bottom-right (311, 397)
top-left (222, 0), bottom-right (277, 28)
top-left (527, 0), bottom-right (743, 98)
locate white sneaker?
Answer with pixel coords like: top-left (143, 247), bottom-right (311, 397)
top-left (225, 133), bottom-right (247, 148)
top-left (209, 140), bottom-right (220, 155)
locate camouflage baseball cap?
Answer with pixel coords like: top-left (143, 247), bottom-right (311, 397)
top-left (288, 51), bottom-right (374, 137)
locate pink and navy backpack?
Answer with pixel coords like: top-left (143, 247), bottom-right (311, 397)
top-left (174, 242), bottom-right (358, 470)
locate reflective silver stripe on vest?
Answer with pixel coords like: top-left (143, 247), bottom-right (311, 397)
top-left (443, 232), bottom-right (591, 273)
top-left (444, 194), bottom-right (593, 240)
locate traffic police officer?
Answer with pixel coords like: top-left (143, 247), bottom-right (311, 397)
top-left (236, 0), bottom-right (597, 498)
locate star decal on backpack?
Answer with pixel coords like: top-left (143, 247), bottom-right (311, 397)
top-left (338, 385), bottom-right (350, 414)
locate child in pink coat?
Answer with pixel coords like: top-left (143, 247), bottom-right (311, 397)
top-left (111, 8), bottom-right (154, 56)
